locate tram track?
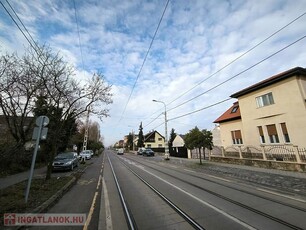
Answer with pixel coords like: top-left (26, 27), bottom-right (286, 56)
top-left (107, 152), bottom-right (204, 230)
top-left (119, 154), bottom-right (305, 230)
top-left (130, 156), bottom-right (306, 212)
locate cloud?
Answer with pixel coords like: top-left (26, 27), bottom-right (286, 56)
top-left (1, 0), bottom-right (306, 146)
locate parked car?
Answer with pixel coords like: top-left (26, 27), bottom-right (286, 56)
top-left (117, 148), bottom-right (124, 155)
top-left (80, 150), bottom-right (92, 160)
top-left (52, 152), bottom-right (79, 171)
top-left (88, 150), bottom-right (94, 156)
top-left (137, 147), bottom-right (145, 155)
top-left (142, 148), bottom-right (155, 157)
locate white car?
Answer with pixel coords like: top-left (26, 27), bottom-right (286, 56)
top-left (80, 150), bottom-right (92, 160)
top-left (117, 148), bottom-right (124, 155)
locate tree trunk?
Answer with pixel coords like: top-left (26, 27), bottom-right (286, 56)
top-left (203, 147), bottom-right (206, 160)
top-left (46, 146), bottom-right (59, 180)
top-left (199, 147), bottom-right (202, 165)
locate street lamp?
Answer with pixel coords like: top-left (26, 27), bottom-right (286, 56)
top-left (152, 100), bottom-right (169, 160)
top-left (128, 126), bottom-right (135, 152)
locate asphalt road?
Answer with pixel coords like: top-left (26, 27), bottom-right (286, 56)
top-left (20, 149), bottom-right (306, 229)
top-left (102, 150), bottom-right (306, 230)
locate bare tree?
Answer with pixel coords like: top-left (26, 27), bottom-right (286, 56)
top-left (0, 45), bottom-right (113, 179)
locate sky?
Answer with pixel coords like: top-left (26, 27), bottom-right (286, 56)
top-left (0, 0), bottom-right (306, 147)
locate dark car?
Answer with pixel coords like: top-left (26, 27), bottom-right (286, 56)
top-left (52, 152), bottom-right (79, 171)
top-left (142, 148), bottom-right (155, 157)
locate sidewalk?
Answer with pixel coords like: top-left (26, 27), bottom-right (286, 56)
top-left (0, 166), bottom-right (46, 190)
top-left (167, 156), bottom-right (306, 178)
top-left (163, 156), bottom-right (306, 196)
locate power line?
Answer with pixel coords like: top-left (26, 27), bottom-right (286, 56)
top-left (168, 98), bottom-right (232, 121)
top-left (167, 34), bottom-right (306, 112)
top-left (143, 112), bottom-right (163, 128)
top-left (147, 11), bottom-right (306, 117)
top-left (4, 0), bottom-right (41, 52)
top-left (73, 0), bottom-right (86, 72)
top-left (118, 0), bottom-right (170, 122)
top-left (0, 1), bottom-right (38, 53)
top-left (165, 11), bottom-right (306, 107)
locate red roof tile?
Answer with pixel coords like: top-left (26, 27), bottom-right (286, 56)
top-left (213, 102), bottom-right (241, 123)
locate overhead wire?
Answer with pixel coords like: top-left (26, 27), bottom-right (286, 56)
top-left (145, 34), bottom-right (306, 130)
top-left (73, 0), bottom-right (86, 73)
top-left (143, 112), bottom-right (164, 128)
top-left (118, 0), bottom-right (170, 123)
top-left (0, 1), bottom-right (39, 53)
top-left (165, 11), bottom-right (306, 107)
top-left (147, 98), bottom-right (232, 132)
top-left (167, 34), bottom-right (306, 113)
top-left (168, 98), bottom-right (232, 121)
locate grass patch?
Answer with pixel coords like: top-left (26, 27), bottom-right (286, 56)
top-left (0, 176), bottom-right (73, 226)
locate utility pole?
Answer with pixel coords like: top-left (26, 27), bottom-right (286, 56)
top-left (83, 107), bottom-right (90, 151)
top-left (152, 100), bottom-right (169, 160)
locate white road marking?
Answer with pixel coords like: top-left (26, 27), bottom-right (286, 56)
top-left (207, 174), bottom-right (232, 182)
top-left (256, 188), bottom-right (306, 203)
top-left (183, 169), bottom-right (196, 173)
top-left (99, 178), bottom-right (113, 230)
top-left (96, 175), bottom-right (102, 190)
top-left (137, 165), bottom-right (256, 230)
top-left (168, 165), bottom-right (178, 168)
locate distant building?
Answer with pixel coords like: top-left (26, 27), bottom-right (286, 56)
top-left (0, 115), bottom-right (34, 145)
top-left (144, 130), bottom-right (165, 150)
top-left (171, 134), bottom-right (188, 158)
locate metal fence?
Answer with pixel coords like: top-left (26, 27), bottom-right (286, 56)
top-left (210, 145), bottom-right (306, 163)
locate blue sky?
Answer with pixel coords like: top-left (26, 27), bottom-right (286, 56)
top-left (1, 0), bottom-right (306, 146)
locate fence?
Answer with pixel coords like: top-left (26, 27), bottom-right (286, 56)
top-left (210, 145), bottom-right (306, 163)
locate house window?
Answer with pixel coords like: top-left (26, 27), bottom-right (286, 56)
top-left (158, 144), bottom-right (162, 147)
top-left (231, 106), bottom-right (238, 113)
top-left (266, 124), bottom-right (279, 143)
top-left (147, 144), bottom-right (151, 148)
top-left (158, 138), bottom-right (162, 141)
top-left (231, 130), bottom-right (243, 144)
top-left (280, 123), bottom-right (290, 143)
top-left (256, 92), bottom-right (274, 108)
top-left (258, 126), bottom-right (265, 144)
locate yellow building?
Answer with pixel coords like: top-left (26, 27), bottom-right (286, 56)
top-left (144, 130), bottom-right (165, 149)
top-left (214, 67), bottom-right (306, 149)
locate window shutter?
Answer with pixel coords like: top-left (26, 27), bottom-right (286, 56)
top-left (280, 123), bottom-right (288, 135)
top-left (235, 130), bottom-right (242, 139)
top-left (258, 126), bottom-right (263, 136)
top-left (267, 124), bottom-right (277, 135)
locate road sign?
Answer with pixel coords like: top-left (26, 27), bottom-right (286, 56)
top-left (26, 115), bottom-right (49, 203)
top-left (32, 127), bottom-right (48, 140)
top-left (35, 116), bottom-right (49, 127)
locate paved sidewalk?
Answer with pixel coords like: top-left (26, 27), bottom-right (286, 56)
top-left (164, 157), bottom-right (306, 196)
top-left (0, 167), bottom-right (46, 190)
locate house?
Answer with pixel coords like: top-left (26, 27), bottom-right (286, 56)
top-left (170, 135), bottom-right (189, 158)
top-left (0, 115), bottom-right (34, 145)
top-left (214, 67), bottom-right (306, 148)
top-left (211, 125), bottom-right (222, 146)
top-left (144, 130), bottom-right (165, 151)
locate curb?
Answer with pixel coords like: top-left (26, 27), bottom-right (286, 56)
top-left (8, 165), bottom-right (89, 230)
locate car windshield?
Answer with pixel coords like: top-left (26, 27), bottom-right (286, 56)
top-left (56, 153), bottom-right (74, 159)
